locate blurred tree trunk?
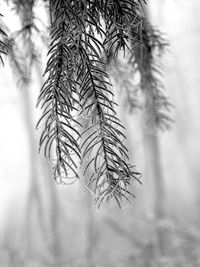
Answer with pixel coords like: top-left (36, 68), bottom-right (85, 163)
top-left (80, 117), bottom-right (97, 267)
top-left (35, 63), bottom-right (64, 266)
top-left (40, 157), bottom-right (63, 266)
top-left (85, 193), bottom-right (96, 267)
top-left (17, 62), bottom-right (64, 265)
top-left (143, 89), bottom-right (167, 257)
top-left (139, 3), bottom-right (168, 259)
top-left (21, 85), bottom-right (47, 262)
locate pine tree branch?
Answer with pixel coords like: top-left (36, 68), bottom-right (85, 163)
top-left (6, 36), bottom-right (30, 86)
top-left (129, 19), bottom-right (173, 130)
top-left (76, 7), bottom-right (141, 207)
top-left (108, 55), bottom-right (142, 112)
top-left (37, 0), bottom-right (144, 206)
top-left (37, 0), bottom-right (82, 183)
top-left (0, 13), bottom-right (9, 65)
top-left (103, 0), bottom-right (143, 57)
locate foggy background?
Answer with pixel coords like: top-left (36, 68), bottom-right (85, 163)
top-left (0, 0), bottom-right (200, 266)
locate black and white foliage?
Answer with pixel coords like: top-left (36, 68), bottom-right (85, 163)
top-left (0, 0), bottom-right (171, 206)
top-left (0, 13), bottom-right (9, 65)
top-left (128, 18), bottom-right (173, 130)
top-left (37, 0), bottom-right (83, 184)
top-left (36, 0), bottom-right (143, 206)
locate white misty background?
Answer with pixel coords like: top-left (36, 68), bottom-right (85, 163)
top-left (0, 0), bottom-right (200, 266)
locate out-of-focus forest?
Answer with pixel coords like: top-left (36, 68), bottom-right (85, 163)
top-left (0, 0), bottom-right (200, 266)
